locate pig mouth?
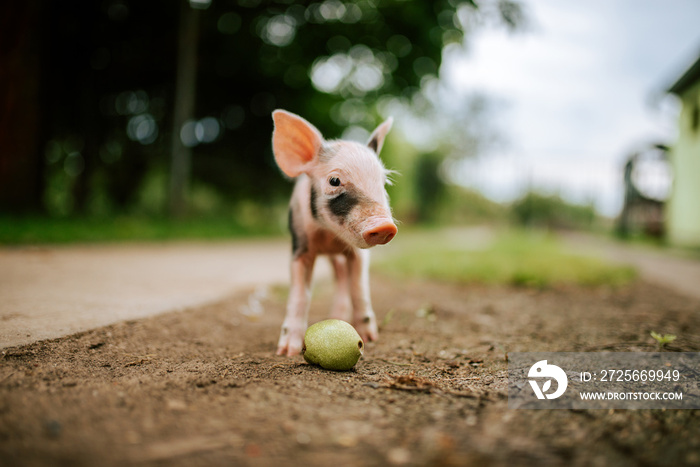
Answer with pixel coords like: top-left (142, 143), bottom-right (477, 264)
top-left (327, 225), bottom-right (373, 250)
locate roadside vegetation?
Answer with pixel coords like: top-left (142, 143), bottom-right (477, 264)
top-left (0, 212), bottom-right (284, 245)
top-left (375, 228), bottom-right (637, 288)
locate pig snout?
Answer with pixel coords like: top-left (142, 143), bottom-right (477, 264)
top-left (362, 220), bottom-right (397, 246)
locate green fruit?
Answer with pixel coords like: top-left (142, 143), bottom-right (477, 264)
top-left (302, 319), bottom-right (364, 371)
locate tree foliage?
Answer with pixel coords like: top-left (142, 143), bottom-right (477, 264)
top-left (9, 0), bottom-right (523, 216)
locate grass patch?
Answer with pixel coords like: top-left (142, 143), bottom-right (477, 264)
top-left (0, 215), bottom-right (283, 245)
top-left (375, 228), bottom-right (637, 288)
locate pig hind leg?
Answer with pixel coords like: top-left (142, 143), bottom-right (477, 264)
top-left (329, 254), bottom-right (352, 322)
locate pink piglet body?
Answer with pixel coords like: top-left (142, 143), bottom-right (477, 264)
top-left (271, 109), bottom-right (397, 356)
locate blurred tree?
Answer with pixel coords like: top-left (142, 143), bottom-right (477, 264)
top-left (414, 151), bottom-right (445, 223)
top-left (170, 0), bottom-right (202, 217)
top-left (31, 0), bottom-right (177, 216)
top-left (0, 1), bottom-right (44, 213)
top-left (1, 0), bottom-right (524, 217)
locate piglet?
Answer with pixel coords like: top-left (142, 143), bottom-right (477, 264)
top-left (271, 109), bottom-right (397, 356)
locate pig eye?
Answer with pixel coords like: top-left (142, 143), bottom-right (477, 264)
top-left (329, 177), bottom-right (341, 187)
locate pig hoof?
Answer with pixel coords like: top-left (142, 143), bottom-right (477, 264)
top-left (276, 340), bottom-right (303, 356)
top-left (276, 326), bottom-right (305, 356)
top-left (354, 317), bottom-right (379, 343)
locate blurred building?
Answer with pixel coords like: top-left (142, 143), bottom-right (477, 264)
top-left (667, 54), bottom-right (700, 247)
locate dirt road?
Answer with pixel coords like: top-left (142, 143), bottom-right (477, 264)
top-left (0, 240), bottom-right (330, 348)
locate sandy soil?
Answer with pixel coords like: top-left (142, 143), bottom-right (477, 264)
top-left (2, 275), bottom-right (700, 466)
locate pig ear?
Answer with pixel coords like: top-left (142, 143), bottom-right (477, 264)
top-left (272, 110), bottom-right (324, 177)
top-left (367, 117), bottom-right (393, 155)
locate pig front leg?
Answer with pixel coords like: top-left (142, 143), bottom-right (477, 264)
top-left (329, 255), bottom-right (352, 322)
top-left (346, 248), bottom-right (379, 343)
top-left (277, 254), bottom-right (315, 356)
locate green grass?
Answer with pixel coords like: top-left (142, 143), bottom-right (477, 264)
top-left (375, 228), bottom-right (638, 288)
top-left (0, 215), bottom-right (283, 245)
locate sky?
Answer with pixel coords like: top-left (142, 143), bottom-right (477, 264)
top-left (441, 0), bottom-right (700, 216)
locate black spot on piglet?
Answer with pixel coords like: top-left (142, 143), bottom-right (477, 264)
top-left (288, 208), bottom-right (307, 256)
top-left (329, 192), bottom-right (359, 220)
top-left (310, 185), bottom-right (319, 220)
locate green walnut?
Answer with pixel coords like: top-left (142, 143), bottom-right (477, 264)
top-left (302, 319), bottom-right (364, 371)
